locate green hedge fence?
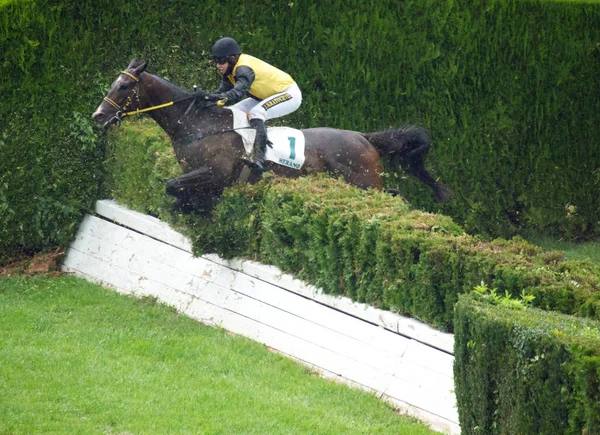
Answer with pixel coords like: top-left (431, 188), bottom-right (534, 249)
top-left (454, 294), bottom-right (600, 434)
top-left (2, 0), bottom-right (600, 264)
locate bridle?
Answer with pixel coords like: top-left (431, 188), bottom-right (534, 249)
top-left (101, 70), bottom-right (239, 136)
top-left (103, 71), bottom-right (140, 125)
top-left (103, 70), bottom-right (187, 125)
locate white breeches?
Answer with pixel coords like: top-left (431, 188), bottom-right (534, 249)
top-left (231, 83), bottom-right (302, 122)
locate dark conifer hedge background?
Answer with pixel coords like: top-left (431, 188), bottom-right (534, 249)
top-left (1, 0), bottom-right (599, 264)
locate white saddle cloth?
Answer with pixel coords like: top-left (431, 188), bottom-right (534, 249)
top-left (228, 107), bottom-right (306, 170)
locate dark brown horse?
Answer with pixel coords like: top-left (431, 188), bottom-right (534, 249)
top-left (92, 59), bottom-right (451, 212)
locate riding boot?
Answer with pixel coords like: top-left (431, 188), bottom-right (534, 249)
top-left (249, 118), bottom-right (269, 172)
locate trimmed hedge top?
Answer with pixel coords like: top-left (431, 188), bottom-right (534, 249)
top-left (183, 175), bottom-right (600, 331)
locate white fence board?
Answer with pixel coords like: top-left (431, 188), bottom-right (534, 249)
top-left (95, 200), bottom-right (454, 354)
top-left (62, 203), bottom-right (460, 434)
top-left (71, 217), bottom-right (449, 388)
top-left (64, 247), bottom-right (454, 423)
top-left (94, 199), bottom-right (192, 251)
top-left (76, 216), bottom-right (416, 361)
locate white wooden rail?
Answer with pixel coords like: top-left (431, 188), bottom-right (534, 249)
top-left (62, 200), bottom-right (459, 434)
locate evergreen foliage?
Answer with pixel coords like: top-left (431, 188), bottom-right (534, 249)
top-left (182, 175), bottom-right (600, 331)
top-left (454, 294), bottom-right (600, 434)
top-left (98, 120), bottom-right (600, 331)
top-left (1, 0), bottom-right (600, 264)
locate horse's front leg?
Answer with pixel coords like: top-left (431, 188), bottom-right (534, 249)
top-left (166, 167), bottom-right (218, 192)
top-left (166, 167), bottom-right (222, 214)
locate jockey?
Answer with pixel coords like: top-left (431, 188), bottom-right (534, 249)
top-left (207, 37), bottom-right (302, 172)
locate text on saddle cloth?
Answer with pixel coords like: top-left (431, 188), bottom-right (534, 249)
top-left (227, 108), bottom-right (306, 170)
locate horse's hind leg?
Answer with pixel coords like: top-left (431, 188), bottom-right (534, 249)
top-left (323, 148), bottom-right (383, 190)
top-left (405, 155), bottom-right (452, 203)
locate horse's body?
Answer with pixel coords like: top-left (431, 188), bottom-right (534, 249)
top-left (92, 59), bottom-right (451, 211)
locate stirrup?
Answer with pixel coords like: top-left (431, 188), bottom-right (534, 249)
top-left (240, 156), bottom-right (265, 173)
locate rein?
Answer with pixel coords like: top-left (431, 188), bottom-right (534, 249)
top-left (103, 71), bottom-right (197, 124)
top-left (105, 70), bottom-right (249, 143)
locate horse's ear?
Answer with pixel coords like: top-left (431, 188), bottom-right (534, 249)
top-left (133, 61), bottom-right (147, 76)
top-left (127, 58), bottom-right (141, 69)
top-left (127, 58), bottom-right (147, 71)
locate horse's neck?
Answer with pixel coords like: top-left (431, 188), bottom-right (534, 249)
top-left (141, 73), bottom-right (192, 140)
top-left (141, 74), bottom-right (232, 142)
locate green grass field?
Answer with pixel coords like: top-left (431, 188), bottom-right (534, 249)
top-left (0, 275), bottom-right (438, 435)
top-left (527, 235), bottom-right (600, 263)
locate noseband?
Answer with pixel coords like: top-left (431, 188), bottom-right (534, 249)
top-left (103, 71), bottom-right (142, 125)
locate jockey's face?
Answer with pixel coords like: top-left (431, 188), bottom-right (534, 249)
top-left (216, 59), bottom-right (229, 75)
top-left (215, 55), bottom-right (236, 75)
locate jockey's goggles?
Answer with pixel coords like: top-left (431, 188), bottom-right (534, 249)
top-left (213, 56), bottom-right (228, 65)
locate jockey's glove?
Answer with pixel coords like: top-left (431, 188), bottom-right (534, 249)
top-left (206, 92), bottom-right (224, 101)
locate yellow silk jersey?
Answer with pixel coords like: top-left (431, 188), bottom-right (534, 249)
top-left (227, 54), bottom-right (295, 100)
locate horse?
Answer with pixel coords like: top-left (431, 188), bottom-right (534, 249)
top-left (92, 59), bottom-right (451, 213)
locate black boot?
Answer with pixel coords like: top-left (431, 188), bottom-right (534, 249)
top-left (249, 118), bottom-right (268, 172)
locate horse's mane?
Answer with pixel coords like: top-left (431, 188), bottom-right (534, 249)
top-left (150, 74), bottom-right (192, 97)
top-left (127, 59), bottom-right (195, 98)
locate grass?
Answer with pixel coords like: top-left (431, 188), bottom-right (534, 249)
top-left (526, 235), bottom-right (600, 263)
top-left (0, 275), bottom-right (438, 435)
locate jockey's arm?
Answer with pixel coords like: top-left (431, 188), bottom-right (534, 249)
top-left (215, 66), bottom-right (255, 103)
top-left (215, 79), bottom-right (233, 94)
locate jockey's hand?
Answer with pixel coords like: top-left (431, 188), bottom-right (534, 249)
top-left (205, 92), bottom-right (223, 101)
top-left (192, 91), bottom-right (205, 99)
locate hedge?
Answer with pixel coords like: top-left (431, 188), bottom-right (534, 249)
top-left (454, 294), bottom-right (600, 434)
top-left (191, 176), bottom-right (600, 331)
top-left (2, 0), bottom-right (600, 264)
top-left (101, 119), bottom-right (600, 331)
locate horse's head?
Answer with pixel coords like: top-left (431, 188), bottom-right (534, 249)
top-left (92, 59), bottom-right (147, 129)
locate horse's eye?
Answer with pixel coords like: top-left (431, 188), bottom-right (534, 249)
top-left (118, 84), bottom-right (128, 91)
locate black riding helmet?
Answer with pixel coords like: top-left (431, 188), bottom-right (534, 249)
top-left (211, 37), bottom-right (242, 63)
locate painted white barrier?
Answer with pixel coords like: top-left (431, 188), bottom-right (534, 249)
top-left (62, 200), bottom-right (459, 434)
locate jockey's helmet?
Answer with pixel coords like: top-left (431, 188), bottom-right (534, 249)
top-left (212, 37), bottom-right (242, 62)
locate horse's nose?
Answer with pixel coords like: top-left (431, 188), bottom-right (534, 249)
top-left (91, 111), bottom-right (105, 124)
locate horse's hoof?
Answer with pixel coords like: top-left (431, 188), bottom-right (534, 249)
top-left (171, 198), bottom-right (191, 214)
top-left (385, 188), bottom-right (402, 197)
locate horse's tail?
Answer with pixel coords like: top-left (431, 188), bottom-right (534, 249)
top-left (363, 125), bottom-right (452, 203)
